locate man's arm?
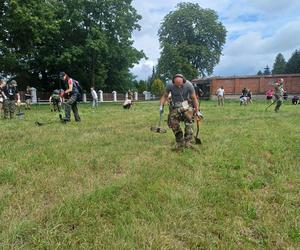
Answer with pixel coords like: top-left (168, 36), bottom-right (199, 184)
top-left (190, 91), bottom-right (203, 118)
top-left (191, 92), bottom-right (199, 112)
top-left (16, 93), bottom-right (21, 103)
top-left (0, 89), bottom-right (6, 99)
top-left (160, 91), bottom-right (169, 107)
top-left (159, 90), bottom-right (169, 113)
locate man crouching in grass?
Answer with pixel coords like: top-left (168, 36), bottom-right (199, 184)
top-left (159, 74), bottom-right (203, 149)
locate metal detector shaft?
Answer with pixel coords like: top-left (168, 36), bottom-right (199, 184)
top-left (265, 101), bottom-right (275, 110)
top-left (158, 112), bottom-right (163, 127)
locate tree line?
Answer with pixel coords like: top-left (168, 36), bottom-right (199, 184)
top-left (1, 1), bottom-right (227, 94)
top-left (0, 0), bottom-right (145, 91)
top-left (257, 49), bottom-right (300, 76)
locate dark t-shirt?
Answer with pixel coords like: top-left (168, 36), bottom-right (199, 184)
top-left (166, 81), bottom-right (195, 104)
top-left (67, 78), bottom-right (80, 96)
top-left (242, 89), bottom-right (248, 96)
top-left (3, 85), bottom-right (18, 100)
top-left (25, 89), bottom-right (31, 100)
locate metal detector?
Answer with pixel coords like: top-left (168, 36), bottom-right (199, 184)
top-left (35, 114), bottom-right (67, 126)
top-left (150, 113), bottom-right (167, 133)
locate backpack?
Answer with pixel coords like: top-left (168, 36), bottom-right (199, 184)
top-left (72, 79), bottom-right (83, 100)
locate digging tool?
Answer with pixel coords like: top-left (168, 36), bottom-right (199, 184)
top-left (194, 117), bottom-right (202, 144)
top-left (150, 112), bottom-right (167, 133)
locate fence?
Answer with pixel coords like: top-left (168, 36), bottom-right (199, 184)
top-left (210, 74), bottom-right (300, 95)
top-left (18, 90), bottom-right (154, 103)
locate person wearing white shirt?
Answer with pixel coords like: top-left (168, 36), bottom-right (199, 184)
top-left (216, 86), bottom-right (225, 106)
top-left (91, 87), bottom-right (98, 108)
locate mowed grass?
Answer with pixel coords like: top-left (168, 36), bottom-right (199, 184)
top-left (0, 100), bottom-right (299, 249)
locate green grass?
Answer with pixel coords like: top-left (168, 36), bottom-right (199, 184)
top-left (0, 100), bottom-right (299, 249)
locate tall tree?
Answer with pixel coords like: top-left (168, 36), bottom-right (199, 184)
top-left (257, 70), bottom-right (263, 76)
top-left (272, 53), bottom-right (286, 74)
top-left (151, 79), bottom-right (165, 97)
top-left (0, 0), bottom-right (60, 89)
top-left (0, 0), bottom-right (145, 91)
top-left (285, 49), bottom-right (300, 74)
top-left (263, 65), bottom-right (271, 75)
top-left (157, 2), bottom-right (226, 80)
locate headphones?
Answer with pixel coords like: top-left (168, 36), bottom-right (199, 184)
top-left (172, 74), bottom-right (186, 84)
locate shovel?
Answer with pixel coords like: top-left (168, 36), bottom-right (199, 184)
top-left (150, 112), bottom-right (167, 133)
top-left (194, 117), bottom-right (202, 144)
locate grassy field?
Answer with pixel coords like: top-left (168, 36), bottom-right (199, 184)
top-left (0, 100), bottom-right (299, 249)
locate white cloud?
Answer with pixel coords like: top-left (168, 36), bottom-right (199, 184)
top-left (131, 0), bottom-right (300, 79)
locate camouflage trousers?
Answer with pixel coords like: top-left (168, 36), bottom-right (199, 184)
top-left (168, 107), bottom-right (194, 145)
top-left (25, 99), bottom-right (31, 110)
top-left (64, 95), bottom-right (81, 121)
top-left (52, 99), bottom-right (61, 112)
top-left (3, 99), bottom-right (16, 119)
top-left (0, 102), bottom-right (3, 118)
top-left (274, 95), bottom-right (283, 112)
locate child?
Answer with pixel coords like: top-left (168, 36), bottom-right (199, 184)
top-left (49, 89), bottom-right (62, 112)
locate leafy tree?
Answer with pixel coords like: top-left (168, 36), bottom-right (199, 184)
top-left (157, 2), bottom-right (226, 80)
top-left (136, 80), bottom-right (147, 93)
top-left (272, 53), bottom-right (286, 74)
top-left (0, 0), bottom-right (145, 91)
top-left (263, 65), bottom-right (271, 75)
top-left (285, 49), bottom-right (300, 74)
top-left (0, 0), bottom-right (61, 89)
top-left (257, 70), bottom-right (263, 76)
top-left (151, 79), bottom-right (165, 97)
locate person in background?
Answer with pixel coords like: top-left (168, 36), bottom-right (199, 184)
top-left (0, 79), bottom-right (6, 118)
top-left (247, 88), bottom-right (253, 104)
top-left (49, 89), bottom-right (62, 112)
top-left (273, 78), bottom-right (284, 113)
top-left (241, 87), bottom-right (248, 97)
top-left (24, 86), bottom-right (32, 110)
top-left (91, 87), bottom-right (98, 108)
top-left (266, 89), bottom-right (274, 103)
top-left (292, 96), bottom-right (299, 105)
top-left (283, 89), bottom-right (288, 101)
top-left (216, 86), bottom-right (225, 106)
top-left (2, 80), bottom-right (21, 119)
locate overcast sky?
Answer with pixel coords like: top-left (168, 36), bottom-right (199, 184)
top-left (130, 0), bottom-right (300, 80)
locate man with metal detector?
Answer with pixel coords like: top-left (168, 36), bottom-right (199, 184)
top-left (159, 74), bottom-right (203, 149)
top-left (59, 72), bottom-right (81, 122)
top-left (2, 80), bottom-right (21, 119)
top-left (266, 78), bottom-right (284, 112)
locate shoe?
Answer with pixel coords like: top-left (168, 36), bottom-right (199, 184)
top-left (60, 115), bottom-right (70, 123)
top-left (185, 141), bottom-right (193, 148)
top-left (172, 141), bottom-right (184, 151)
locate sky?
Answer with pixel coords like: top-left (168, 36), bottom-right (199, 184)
top-left (130, 0), bottom-right (300, 80)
